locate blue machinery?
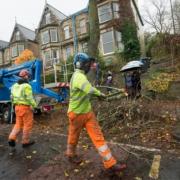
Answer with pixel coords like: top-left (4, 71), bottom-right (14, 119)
top-left (0, 59), bottom-right (68, 102)
top-left (0, 59), bottom-right (69, 122)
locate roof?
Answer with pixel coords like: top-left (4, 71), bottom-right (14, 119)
top-left (46, 3), bottom-right (67, 20)
top-left (37, 3), bottom-right (67, 29)
top-left (0, 40), bottom-right (9, 50)
top-left (62, 8), bottom-right (88, 22)
top-left (16, 23), bottom-right (36, 41)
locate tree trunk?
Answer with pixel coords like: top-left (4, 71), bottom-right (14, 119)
top-left (88, 0), bottom-right (100, 58)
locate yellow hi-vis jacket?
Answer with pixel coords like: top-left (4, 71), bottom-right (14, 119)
top-left (11, 83), bottom-right (37, 108)
top-left (68, 69), bottom-right (101, 114)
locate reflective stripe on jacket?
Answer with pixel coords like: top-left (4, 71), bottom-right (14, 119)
top-left (11, 83), bottom-right (37, 108)
top-left (68, 69), bottom-right (101, 114)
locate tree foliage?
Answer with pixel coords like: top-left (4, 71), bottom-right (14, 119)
top-left (145, 73), bottom-right (174, 93)
top-left (15, 49), bottom-right (35, 65)
top-left (120, 21), bottom-right (141, 61)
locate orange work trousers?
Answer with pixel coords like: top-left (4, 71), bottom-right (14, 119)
top-left (66, 111), bottom-right (117, 169)
top-left (9, 105), bottom-right (33, 144)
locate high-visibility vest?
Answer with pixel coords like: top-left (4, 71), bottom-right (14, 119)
top-left (11, 83), bottom-right (37, 108)
top-left (68, 69), bottom-right (101, 114)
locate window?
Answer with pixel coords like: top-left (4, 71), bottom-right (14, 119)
top-left (18, 44), bottom-right (24, 55)
top-left (50, 29), bottom-right (58, 42)
top-left (65, 46), bottom-right (71, 59)
top-left (44, 50), bottom-right (52, 67)
top-left (64, 26), bottom-right (70, 39)
top-left (79, 19), bottom-right (86, 34)
top-left (45, 13), bottom-right (51, 24)
top-left (115, 31), bottom-right (124, 51)
top-left (0, 52), bottom-right (3, 64)
top-left (16, 31), bottom-right (20, 41)
top-left (11, 45), bottom-right (17, 57)
top-left (101, 31), bottom-right (114, 54)
top-left (98, 4), bottom-right (112, 23)
top-left (113, 3), bottom-right (120, 18)
top-left (4, 49), bottom-right (10, 63)
top-left (41, 31), bottom-right (50, 44)
top-left (81, 42), bottom-right (88, 53)
top-left (51, 49), bottom-right (59, 64)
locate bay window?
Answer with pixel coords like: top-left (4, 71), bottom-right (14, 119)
top-left (50, 29), bottom-right (58, 42)
top-left (51, 49), bottom-right (59, 64)
top-left (11, 45), bottom-right (17, 57)
top-left (113, 3), bottom-right (120, 18)
top-left (101, 31), bottom-right (114, 54)
top-left (115, 31), bottom-right (124, 51)
top-left (41, 31), bottom-right (50, 44)
top-left (18, 44), bottom-right (24, 55)
top-left (98, 2), bottom-right (120, 23)
top-left (98, 3), bottom-right (112, 23)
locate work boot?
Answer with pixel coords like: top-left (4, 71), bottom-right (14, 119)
top-left (8, 140), bottom-right (16, 155)
top-left (22, 141), bottom-right (35, 148)
top-left (107, 163), bottom-right (127, 175)
top-left (8, 140), bottom-right (16, 147)
top-left (67, 155), bottom-right (83, 164)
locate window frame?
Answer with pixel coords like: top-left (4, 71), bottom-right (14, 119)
top-left (64, 26), bottom-right (70, 40)
top-left (115, 31), bottom-right (124, 52)
top-left (45, 13), bottom-right (51, 24)
top-left (101, 31), bottom-right (114, 55)
top-left (0, 52), bottom-right (3, 64)
top-left (51, 49), bottom-right (60, 64)
top-left (50, 28), bottom-right (58, 42)
top-left (11, 45), bottom-right (18, 57)
top-left (43, 49), bottom-right (52, 68)
top-left (113, 2), bottom-right (120, 19)
top-left (18, 44), bottom-right (24, 55)
top-left (81, 42), bottom-right (88, 53)
top-left (41, 30), bottom-right (50, 45)
top-left (98, 3), bottom-right (112, 24)
top-left (79, 19), bottom-right (86, 34)
top-left (16, 31), bottom-right (20, 41)
top-left (65, 46), bottom-right (71, 59)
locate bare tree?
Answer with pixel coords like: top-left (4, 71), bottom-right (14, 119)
top-left (173, 0), bottom-right (180, 34)
top-left (143, 0), bottom-right (172, 33)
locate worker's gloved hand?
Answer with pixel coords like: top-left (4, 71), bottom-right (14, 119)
top-left (98, 93), bottom-right (107, 101)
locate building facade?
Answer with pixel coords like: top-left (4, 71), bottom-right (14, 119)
top-left (0, 0), bottom-right (144, 77)
top-left (0, 40), bottom-right (9, 67)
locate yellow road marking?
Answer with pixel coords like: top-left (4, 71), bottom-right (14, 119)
top-left (149, 155), bottom-right (161, 179)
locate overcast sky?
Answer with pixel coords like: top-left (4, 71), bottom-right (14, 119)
top-left (0, 0), bottom-right (144, 42)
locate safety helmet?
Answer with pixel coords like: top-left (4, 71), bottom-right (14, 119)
top-left (73, 53), bottom-right (90, 69)
top-left (19, 69), bottom-right (29, 78)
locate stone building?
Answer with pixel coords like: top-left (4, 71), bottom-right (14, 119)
top-left (0, 0), bottom-right (144, 80)
top-left (9, 23), bottom-right (39, 63)
top-left (36, 1), bottom-right (144, 68)
top-left (0, 40), bottom-right (9, 68)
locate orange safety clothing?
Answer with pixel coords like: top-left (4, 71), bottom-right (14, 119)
top-left (66, 111), bottom-right (117, 169)
top-left (9, 105), bottom-right (33, 144)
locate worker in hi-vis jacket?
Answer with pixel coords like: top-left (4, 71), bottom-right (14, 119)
top-left (65, 53), bottom-right (127, 174)
top-left (8, 69), bottom-right (37, 149)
